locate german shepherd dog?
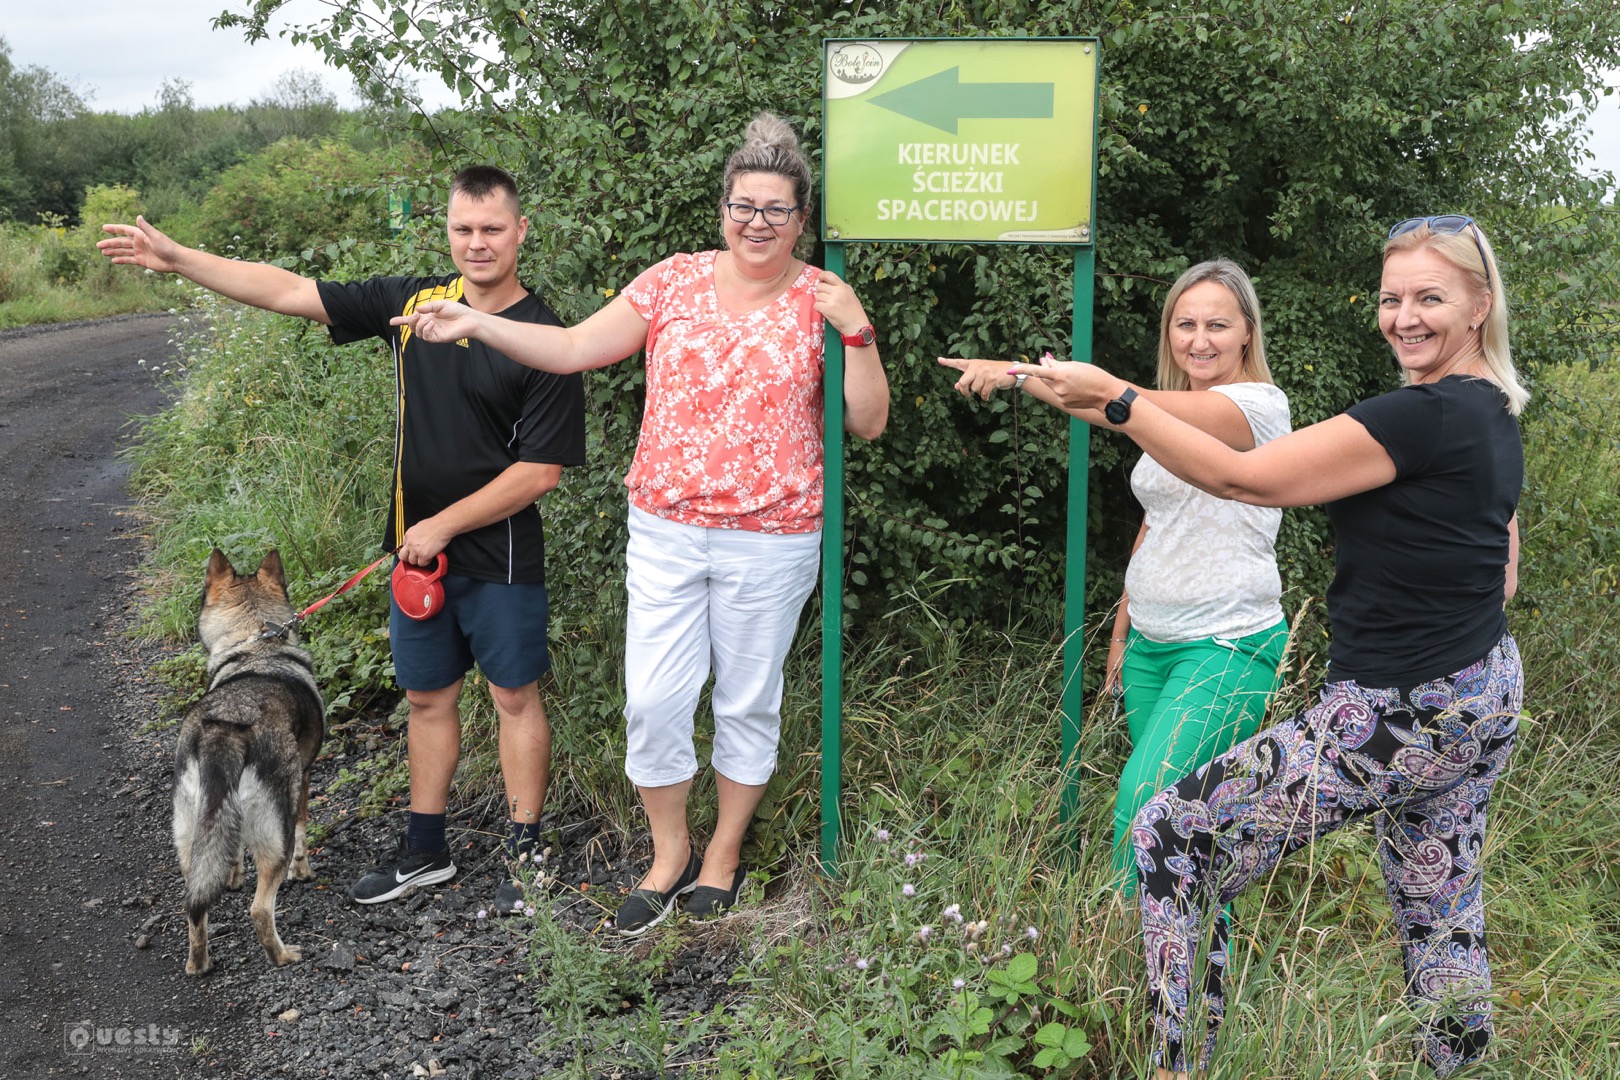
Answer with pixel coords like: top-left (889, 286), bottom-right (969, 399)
top-left (172, 550), bottom-right (325, 975)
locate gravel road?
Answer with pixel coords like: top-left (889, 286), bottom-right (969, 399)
top-left (0, 315), bottom-right (746, 1079)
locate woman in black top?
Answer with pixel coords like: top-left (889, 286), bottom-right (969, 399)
top-left (1014, 217), bottom-right (1524, 1079)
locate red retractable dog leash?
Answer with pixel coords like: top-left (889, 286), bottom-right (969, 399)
top-left (389, 552), bottom-right (448, 621)
top-left (257, 546), bottom-right (445, 640)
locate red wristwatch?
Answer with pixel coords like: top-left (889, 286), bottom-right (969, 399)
top-left (840, 324), bottom-right (876, 348)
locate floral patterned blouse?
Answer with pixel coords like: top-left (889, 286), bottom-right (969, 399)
top-left (620, 250), bottom-right (826, 534)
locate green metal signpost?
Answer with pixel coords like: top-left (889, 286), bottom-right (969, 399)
top-left (819, 38), bottom-right (1101, 870)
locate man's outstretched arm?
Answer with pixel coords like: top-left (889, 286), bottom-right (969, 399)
top-left (99, 215), bottom-right (331, 325)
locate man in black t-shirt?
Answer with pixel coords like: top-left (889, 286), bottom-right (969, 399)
top-left (100, 168), bottom-right (585, 914)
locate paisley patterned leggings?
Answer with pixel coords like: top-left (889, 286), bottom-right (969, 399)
top-left (1132, 634), bottom-right (1522, 1077)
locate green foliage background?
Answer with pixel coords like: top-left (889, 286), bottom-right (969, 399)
top-left (222, 0), bottom-right (1620, 649)
top-left (0, 40), bottom-right (369, 226)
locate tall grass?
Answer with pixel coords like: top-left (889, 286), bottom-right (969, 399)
top-left (126, 289), bottom-right (399, 716)
top-left (0, 219), bottom-right (189, 329)
top-left (124, 296), bottom-right (1620, 1077)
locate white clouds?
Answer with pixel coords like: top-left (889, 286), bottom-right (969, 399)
top-left (1579, 77), bottom-right (1620, 184)
top-left (5, 0), bottom-right (457, 113)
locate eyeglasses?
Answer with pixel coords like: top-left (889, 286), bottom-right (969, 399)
top-left (723, 202), bottom-right (801, 226)
top-left (1388, 214), bottom-right (1491, 285)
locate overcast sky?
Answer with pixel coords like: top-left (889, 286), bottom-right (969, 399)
top-left (7, 1), bottom-right (1619, 184)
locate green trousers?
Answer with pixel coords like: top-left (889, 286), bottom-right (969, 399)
top-left (1111, 619), bottom-right (1288, 894)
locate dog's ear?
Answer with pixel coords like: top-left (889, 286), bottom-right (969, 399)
top-left (206, 549), bottom-right (234, 582)
top-left (256, 550), bottom-right (287, 590)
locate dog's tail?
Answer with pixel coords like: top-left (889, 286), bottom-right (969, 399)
top-left (173, 735), bottom-right (248, 915)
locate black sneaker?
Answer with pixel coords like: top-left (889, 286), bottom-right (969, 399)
top-left (492, 878), bottom-right (526, 917)
top-left (348, 837), bottom-right (456, 905)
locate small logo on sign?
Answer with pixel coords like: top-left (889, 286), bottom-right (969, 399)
top-left (829, 44), bottom-right (884, 86)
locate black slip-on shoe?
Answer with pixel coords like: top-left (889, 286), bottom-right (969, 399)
top-left (684, 865), bottom-right (748, 918)
top-left (613, 849), bottom-right (701, 937)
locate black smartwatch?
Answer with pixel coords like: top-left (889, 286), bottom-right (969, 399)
top-left (1104, 386), bottom-right (1138, 425)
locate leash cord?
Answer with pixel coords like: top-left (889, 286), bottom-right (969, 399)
top-left (256, 548), bottom-right (398, 641)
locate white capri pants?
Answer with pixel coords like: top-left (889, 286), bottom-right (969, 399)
top-left (623, 504), bottom-right (822, 788)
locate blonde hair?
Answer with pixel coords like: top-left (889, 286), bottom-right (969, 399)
top-left (1155, 259), bottom-right (1273, 392)
top-left (1382, 221), bottom-right (1528, 415)
top-left (721, 112), bottom-right (813, 216)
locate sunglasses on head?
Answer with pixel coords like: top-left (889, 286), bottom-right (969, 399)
top-left (1388, 215), bottom-right (1491, 286)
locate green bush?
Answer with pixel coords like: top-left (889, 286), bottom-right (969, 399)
top-left (79, 182), bottom-right (143, 227)
top-left (169, 137), bottom-right (395, 261)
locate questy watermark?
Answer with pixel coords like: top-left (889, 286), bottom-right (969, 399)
top-left (64, 1020), bottom-right (183, 1056)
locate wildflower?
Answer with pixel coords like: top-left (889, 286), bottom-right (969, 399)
top-left (1001, 943), bottom-right (1013, 956)
top-left (967, 919), bottom-right (990, 941)
top-left (513, 898), bottom-right (525, 912)
top-left (524, 904), bottom-right (536, 917)
top-left (875, 828), bottom-right (891, 842)
top-left (854, 957), bottom-right (870, 971)
top-left (916, 925), bottom-right (934, 942)
top-left (952, 977), bottom-right (966, 990)
top-left (905, 852), bottom-right (926, 868)
top-left (902, 884), bottom-right (916, 897)
top-left (943, 903), bottom-right (963, 924)
top-left (476, 908), bottom-right (488, 920)
top-left (1025, 926), bottom-right (1039, 941)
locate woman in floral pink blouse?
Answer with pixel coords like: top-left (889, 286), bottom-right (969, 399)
top-left (394, 112), bottom-right (890, 935)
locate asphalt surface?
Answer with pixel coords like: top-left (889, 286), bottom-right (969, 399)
top-left (0, 314), bottom-right (259, 1076)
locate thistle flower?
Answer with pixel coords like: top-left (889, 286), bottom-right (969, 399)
top-left (854, 957), bottom-right (870, 971)
top-left (904, 852), bottom-right (926, 868)
top-left (916, 925), bottom-right (934, 943)
top-left (1025, 926), bottom-right (1039, 941)
top-left (943, 903), bottom-right (963, 924)
top-left (952, 977), bottom-right (966, 990)
top-left (902, 884), bottom-right (916, 897)
top-left (875, 828), bottom-right (891, 842)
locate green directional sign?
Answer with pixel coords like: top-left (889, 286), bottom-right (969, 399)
top-left (823, 38), bottom-right (1097, 244)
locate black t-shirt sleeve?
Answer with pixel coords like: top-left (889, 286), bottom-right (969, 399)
top-left (515, 369), bottom-right (587, 466)
top-left (505, 295), bottom-right (586, 467)
top-left (316, 277), bottom-right (408, 345)
top-left (1346, 383), bottom-right (1442, 479)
